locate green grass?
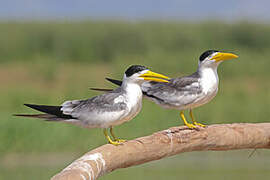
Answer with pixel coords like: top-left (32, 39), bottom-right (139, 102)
top-left (1, 21), bottom-right (270, 77)
top-left (0, 21), bottom-right (270, 179)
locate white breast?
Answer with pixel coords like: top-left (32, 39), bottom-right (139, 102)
top-left (193, 68), bottom-right (219, 107)
top-left (200, 68), bottom-right (219, 94)
top-left (124, 83), bottom-right (143, 116)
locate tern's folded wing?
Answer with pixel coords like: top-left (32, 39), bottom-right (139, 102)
top-left (141, 74), bottom-right (202, 107)
top-left (61, 91), bottom-right (127, 119)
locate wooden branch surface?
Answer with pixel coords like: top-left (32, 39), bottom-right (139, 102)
top-left (51, 123), bottom-right (270, 180)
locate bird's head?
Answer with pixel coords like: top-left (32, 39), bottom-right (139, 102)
top-left (198, 50), bottom-right (238, 68)
top-left (123, 65), bottom-right (169, 84)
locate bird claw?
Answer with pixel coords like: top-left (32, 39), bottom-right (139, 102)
top-left (185, 123), bottom-right (197, 129)
top-left (104, 128), bottom-right (126, 146)
top-left (108, 138), bottom-right (126, 145)
top-left (193, 122), bottom-right (206, 127)
top-left (115, 138), bottom-right (126, 143)
top-left (109, 140), bottom-right (122, 146)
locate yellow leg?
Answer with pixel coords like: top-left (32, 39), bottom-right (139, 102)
top-left (110, 127), bottom-right (126, 143)
top-left (103, 129), bottom-right (121, 145)
top-left (180, 111), bottom-right (196, 129)
top-left (189, 109), bottom-right (206, 127)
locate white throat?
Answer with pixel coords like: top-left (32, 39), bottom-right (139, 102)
top-left (198, 66), bottom-right (219, 94)
top-left (121, 81), bottom-right (143, 108)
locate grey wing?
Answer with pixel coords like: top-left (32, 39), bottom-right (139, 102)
top-left (61, 89), bottom-right (127, 122)
top-left (141, 74), bottom-right (202, 108)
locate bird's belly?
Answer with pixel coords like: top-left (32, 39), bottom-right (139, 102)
top-left (106, 85), bottom-right (143, 127)
top-left (116, 93), bottom-right (143, 124)
top-left (77, 111), bottom-right (126, 129)
top-left (107, 102), bottom-right (142, 127)
top-left (81, 101), bottom-right (142, 129)
top-left (152, 89), bottom-right (217, 110)
top-left (105, 92), bottom-right (142, 128)
top-left (187, 88), bottom-right (218, 109)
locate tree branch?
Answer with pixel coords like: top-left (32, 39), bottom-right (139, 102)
top-left (51, 123), bottom-right (270, 180)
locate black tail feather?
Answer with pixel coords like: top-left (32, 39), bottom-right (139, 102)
top-left (13, 113), bottom-right (60, 121)
top-left (23, 104), bottom-right (73, 119)
top-left (89, 88), bottom-right (114, 92)
top-left (106, 78), bottom-right (122, 86)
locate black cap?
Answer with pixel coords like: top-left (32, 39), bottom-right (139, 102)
top-left (125, 65), bottom-right (148, 77)
top-left (199, 50), bottom-right (219, 62)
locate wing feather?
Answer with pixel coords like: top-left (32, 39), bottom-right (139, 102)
top-left (142, 72), bottom-right (202, 107)
top-left (61, 90), bottom-right (127, 120)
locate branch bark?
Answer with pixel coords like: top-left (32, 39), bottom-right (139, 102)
top-left (51, 123), bottom-right (270, 180)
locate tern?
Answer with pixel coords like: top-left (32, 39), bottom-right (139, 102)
top-left (91, 50), bottom-right (239, 129)
top-left (15, 65), bottom-right (169, 145)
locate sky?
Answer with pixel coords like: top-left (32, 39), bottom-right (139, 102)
top-left (0, 0), bottom-right (270, 21)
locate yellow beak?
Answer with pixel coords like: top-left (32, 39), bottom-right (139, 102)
top-left (210, 52), bottom-right (239, 62)
top-left (139, 70), bottom-right (170, 83)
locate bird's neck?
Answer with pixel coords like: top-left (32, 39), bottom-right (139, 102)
top-left (121, 81), bottom-right (143, 99)
top-left (197, 64), bottom-right (219, 80)
top-left (121, 82), bottom-right (143, 112)
top-left (197, 65), bottom-right (219, 93)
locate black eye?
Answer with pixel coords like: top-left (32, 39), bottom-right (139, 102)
top-left (199, 50), bottom-right (219, 62)
top-left (125, 65), bottom-right (148, 77)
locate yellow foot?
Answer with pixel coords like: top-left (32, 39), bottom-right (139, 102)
top-left (104, 128), bottom-right (123, 146)
top-left (108, 138), bottom-right (122, 145)
top-left (193, 122), bottom-right (206, 127)
top-left (115, 139), bottom-right (126, 143)
top-left (185, 122), bottom-right (197, 129)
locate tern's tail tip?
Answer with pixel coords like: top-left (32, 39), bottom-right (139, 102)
top-left (24, 103), bottom-right (34, 107)
top-left (13, 114), bottom-right (33, 117)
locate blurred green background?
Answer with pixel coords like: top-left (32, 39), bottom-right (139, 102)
top-left (1, 21), bottom-right (270, 179)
